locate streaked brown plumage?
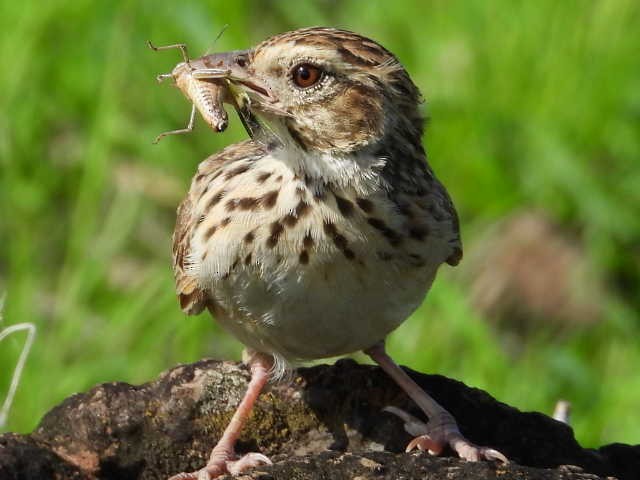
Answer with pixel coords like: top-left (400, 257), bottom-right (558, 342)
top-left (161, 27), bottom-right (505, 480)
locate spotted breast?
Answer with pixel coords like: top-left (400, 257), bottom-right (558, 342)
top-left (173, 138), bottom-right (459, 364)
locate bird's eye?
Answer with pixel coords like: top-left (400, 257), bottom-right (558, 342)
top-left (292, 63), bottom-right (322, 88)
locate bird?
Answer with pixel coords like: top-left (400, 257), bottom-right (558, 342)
top-left (165, 27), bottom-right (507, 479)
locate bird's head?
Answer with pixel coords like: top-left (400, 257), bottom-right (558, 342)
top-left (208, 27), bottom-right (424, 155)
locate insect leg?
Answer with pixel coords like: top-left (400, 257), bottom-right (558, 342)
top-left (191, 68), bottom-right (231, 80)
top-left (147, 40), bottom-right (191, 65)
top-left (153, 104), bottom-right (197, 144)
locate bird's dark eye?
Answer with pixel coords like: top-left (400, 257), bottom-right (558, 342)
top-left (292, 63), bottom-right (322, 88)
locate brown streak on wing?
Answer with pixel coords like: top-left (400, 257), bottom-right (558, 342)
top-left (172, 195), bottom-right (207, 315)
top-left (172, 140), bottom-right (266, 315)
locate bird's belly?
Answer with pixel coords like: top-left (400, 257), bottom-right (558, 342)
top-left (211, 255), bottom-right (438, 361)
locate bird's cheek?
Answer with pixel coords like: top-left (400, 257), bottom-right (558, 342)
top-left (286, 103), bottom-right (383, 153)
top-left (322, 89), bottom-right (384, 150)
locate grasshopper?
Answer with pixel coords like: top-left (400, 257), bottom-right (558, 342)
top-left (148, 41), bottom-right (232, 144)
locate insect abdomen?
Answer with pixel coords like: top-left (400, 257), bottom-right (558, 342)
top-left (177, 72), bottom-right (229, 133)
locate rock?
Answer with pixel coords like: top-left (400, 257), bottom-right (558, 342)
top-left (0, 433), bottom-right (91, 480)
top-left (0, 359), bottom-right (637, 479)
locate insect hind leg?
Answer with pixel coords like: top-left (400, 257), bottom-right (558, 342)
top-left (153, 105), bottom-right (196, 144)
top-left (147, 40), bottom-right (191, 65)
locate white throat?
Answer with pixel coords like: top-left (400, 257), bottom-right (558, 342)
top-left (256, 117), bottom-right (388, 195)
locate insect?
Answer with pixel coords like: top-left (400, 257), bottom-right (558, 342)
top-left (148, 41), bottom-right (232, 144)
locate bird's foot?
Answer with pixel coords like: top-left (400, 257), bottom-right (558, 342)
top-left (385, 406), bottom-right (508, 463)
top-left (168, 451), bottom-right (272, 480)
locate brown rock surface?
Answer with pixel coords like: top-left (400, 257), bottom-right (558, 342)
top-left (1, 359), bottom-right (637, 479)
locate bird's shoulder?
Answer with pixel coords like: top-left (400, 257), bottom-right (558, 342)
top-left (172, 140), bottom-right (267, 314)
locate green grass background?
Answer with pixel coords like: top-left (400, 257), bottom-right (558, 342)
top-left (1, 0), bottom-right (639, 448)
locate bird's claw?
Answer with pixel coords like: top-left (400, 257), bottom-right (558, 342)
top-left (384, 406), bottom-right (508, 464)
top-left (228, 452), bottom-right (273, 475)
top-left (406, 434), bottom-right (444, 455)
top-left (168, 452), bottom-right (272, 480)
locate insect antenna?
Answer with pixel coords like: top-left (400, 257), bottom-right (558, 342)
top-left (205, 24), bottom-right (230, 55)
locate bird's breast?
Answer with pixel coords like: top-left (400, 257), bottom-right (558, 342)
top-left (187, 149), bottom-right (453, 360)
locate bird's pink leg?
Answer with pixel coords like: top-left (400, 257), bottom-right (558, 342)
top-left (169, 351), bottom-right (273, 480)
top-left (365, 342), bottom-right (507, 463)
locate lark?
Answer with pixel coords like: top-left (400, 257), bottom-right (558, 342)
top-left (164, 27), bottom-right (507, 479)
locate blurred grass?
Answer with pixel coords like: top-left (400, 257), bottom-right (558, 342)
top-left (1, 0), bottom-right (639, 447)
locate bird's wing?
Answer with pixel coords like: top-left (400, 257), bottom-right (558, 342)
top-left (411, 178), bottom-right (463, 267)
top-left (439, 183), bottom-right (463, 266)
top-left (172, 139), bottom-right (266, 315)
top-left (173, 191), bottom-right (207, 315)
top-left (382, 154), bottom-right (463, 268)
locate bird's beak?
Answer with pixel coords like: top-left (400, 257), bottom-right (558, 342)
top-left (190, 50), bottom-right (274, 104)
